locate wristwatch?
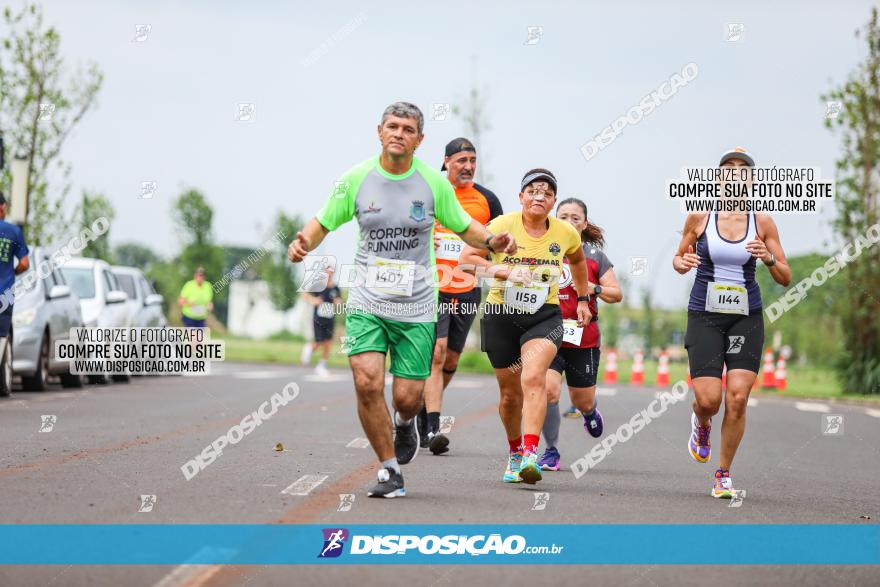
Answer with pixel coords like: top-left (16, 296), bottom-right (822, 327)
top-left (576, 295), bottom-right (589, 302)
top-left (484, 235), bottom-right (495, 253)
top-left (764, 253), bottom-right (776, 267)
top-left (593, 284), bottom-right (603, 296)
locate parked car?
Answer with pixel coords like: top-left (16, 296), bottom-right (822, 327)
top-left (59, 257), bottom-right (130, 383)
top-left (111, 265), bottom-right (166, 327)
top-left (12, 246), bottom-right (85, 390)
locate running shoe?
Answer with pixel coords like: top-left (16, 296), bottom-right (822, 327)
top-left (393, 412), bottom-right (419, 465)
top-left (314, 362), bottom-right (329, 377)
top-left (503, 451), bottom-right (523, 483)
top-left (538, 447), bottom-right (561, 471)
top-left (367, 466), bottom-right (406, 498)
top-left (299, 344), bottom-right (313, 366)
top-left (563, 405), bottom-right (582, 419)
top-left (427, 431), bottom-right (450, 455)
top-left (518, 452), bottom-right (543, 485)
top-left (583, 408), bottom-right (604, 438)
top-left (711, 469), bottom-right (734, 499)
top-left (688, 412), bottom-right (712, 463)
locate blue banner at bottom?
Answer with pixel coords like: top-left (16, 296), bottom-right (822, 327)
top-left (0, 525), bottom-right (877, 565)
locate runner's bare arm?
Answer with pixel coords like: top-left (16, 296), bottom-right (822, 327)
top-left (566, 247), bottom-right (592, 326)
top-left (288, 217), bottom-right (330, 263)
top-left (456, 219), bottom-right (517, 254)
top-left (672, 213), bottom-right (707, 274)
top-left (460, 245), bottom-right (511, 282)
top-left (596, 268), bottom-right (623, 303)
top-left (751, 214), bottom-right (792, 287)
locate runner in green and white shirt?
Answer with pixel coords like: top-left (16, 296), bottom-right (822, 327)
top-left (288, 102), bottom-right (516, 498)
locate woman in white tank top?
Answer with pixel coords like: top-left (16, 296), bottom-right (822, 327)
top-left (671, 147), bottom-right (792, 499)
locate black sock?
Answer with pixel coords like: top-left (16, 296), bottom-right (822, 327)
top-left (428, 412), bottom-right (441, 434)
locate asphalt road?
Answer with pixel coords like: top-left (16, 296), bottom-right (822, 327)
top-left (0, 361), bottom-right (878, 586)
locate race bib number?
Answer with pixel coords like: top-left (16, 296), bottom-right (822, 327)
top-left (367, 256), bottom-right (415, 297)
top-left (706, 282), bottom-right (748, 315)
top-left (189, 304), bottom-right (206, 316)
top-left (436, 233), bottom-right (464, 262)
top-left (317, 302), bottom-right (334, 319)
top-left (503, 281), bottom-right (549, 313)
top-left (562, 319), bottom-right (583, 345)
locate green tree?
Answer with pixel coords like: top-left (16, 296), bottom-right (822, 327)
top-left (114, 242), bottom-right (161, 271)
top-left (822, 8), bottom-right (880, 394)
top-left (259, 211), bottom-right (301, 312)
top-left (0, 2), bottom-right (103, 244)
top-left (78, 190), bottom-right (114, 261)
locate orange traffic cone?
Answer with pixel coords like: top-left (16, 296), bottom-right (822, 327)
top-left (630, 350), bottom-right (645, 385)
top-left (656, 351), bottom-right (670, 387)
top-left (761, 348), bottom-right (776, 389)
top-left (774, 356), bottom-right (787, 391)
top-left (604, 348), bottom-right (618, 384)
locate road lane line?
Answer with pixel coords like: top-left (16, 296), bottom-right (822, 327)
top-left (597, 388), bottom-right (617, 396)
top-left (281, 474), bottom-right (329, 496)
top-left (345, 437), bottom-right (370, 448)
top-left (186, 400), bottom-right (500, 587)
top-left (747, 398), bottom-right (758, 407)
top-left (794, 402), bottom-right (830, 413)
top-left (865, 408), bottom-right (880, 418)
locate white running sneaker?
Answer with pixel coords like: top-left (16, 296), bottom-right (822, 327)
top-left (300, 344), bottom-right (313, 366)
top-left (315, 362), bottom-right (329, 377)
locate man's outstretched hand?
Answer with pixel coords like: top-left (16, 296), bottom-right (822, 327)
top-left (489, 232), bottom-right (517, 255)
top-left (288, 232), bottom-right (310, 263)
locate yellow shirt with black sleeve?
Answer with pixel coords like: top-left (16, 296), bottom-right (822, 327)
top-left (484, 212), bottom-right (582, 305)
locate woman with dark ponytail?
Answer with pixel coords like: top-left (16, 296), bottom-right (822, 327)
top-left (537, 197), bottom-right (624, 472)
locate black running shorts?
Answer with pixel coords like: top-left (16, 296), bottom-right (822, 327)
top-left (685, 310), bottom-right (764, 378)
top-left (550, 346), bottom-right (601, 388)
top-left (435, 289), bottom-right (480, 354)
top-left (481, 303), bottom-right (563, 369)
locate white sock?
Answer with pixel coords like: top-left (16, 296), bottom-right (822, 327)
top-left (394, 412), bottom-right (412, 426)
top-left (381, 458), bottom-right (401, 474)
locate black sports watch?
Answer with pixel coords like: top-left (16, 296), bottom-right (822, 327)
top-left (576, 295), bottom-right (589, 302)
top-left (484, 235), bottom-right (495, 253)
top-left (593, 284), bottom-right (603, 296)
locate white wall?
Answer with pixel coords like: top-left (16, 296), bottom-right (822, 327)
top-left (227, 280), bottom-right (313, 340)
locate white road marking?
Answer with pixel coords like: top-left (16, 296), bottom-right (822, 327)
top-left (729, 490), bottom-right (747, 508)
top-left (303, 374), bottom-right (349, 382)
top-left (281, 474), bottom-right (328, 496)
top-left (596, 388), bottom-right (617, 396)
top-left (865, 408), bottom-right (880, 419)
top-left (151, 547), bottom-right (235, 587)
top-left (795, 402), bottom-right (830, 413)
top-left (747, 398), bottom-right (758, 407)
top-left (450, 380), bottom-right (483, 389)
top-left (232, 371), bottom-right (287, 380)
top-left (346, 437), bottom-right (370, 449)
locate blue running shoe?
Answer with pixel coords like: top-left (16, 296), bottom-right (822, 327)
top-left (583, 408), bottom-right (604, 438)
top-left (538, 447), bottom-right (561, 471)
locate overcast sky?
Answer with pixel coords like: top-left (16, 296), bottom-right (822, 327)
top-left (19, 0), bottom-right (879, 307)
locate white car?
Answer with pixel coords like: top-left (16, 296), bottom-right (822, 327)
top-left (59, 257), bottom-right (130, 383)
top-left (111, 265), bottom-right (166, 327)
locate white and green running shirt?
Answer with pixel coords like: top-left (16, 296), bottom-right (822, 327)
top-left (316, 156), bottom-right (472, 322)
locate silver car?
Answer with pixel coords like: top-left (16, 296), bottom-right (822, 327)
top-left (12, 246), bottom-right (86, 390)
top-left (111, 266), bottom-right (166, 327)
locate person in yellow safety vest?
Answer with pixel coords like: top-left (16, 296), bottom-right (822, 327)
top-left (178, 267), bottom-right (213, 327)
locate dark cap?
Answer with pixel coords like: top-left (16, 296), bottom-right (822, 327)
top-left (520, 168), bottom-right (558, 193)
top-left (719, 146), bottom-right (755, 167)
top-left (441, 137), bottom-right (476, 171)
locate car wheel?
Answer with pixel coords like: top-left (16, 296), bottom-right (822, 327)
top-left (0, 335), bottom-right (11, 397)
top-left (60, 369), bottom-right (84, 388)
top-left (22, 334), bottom-right (50, 391)
top-left (111, 374), bottom-right (130, 383)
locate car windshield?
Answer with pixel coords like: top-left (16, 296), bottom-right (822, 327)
top-left (60, 268), bottom-right (96, 299)
top-left (115, 274), bottom-right (137, 300)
